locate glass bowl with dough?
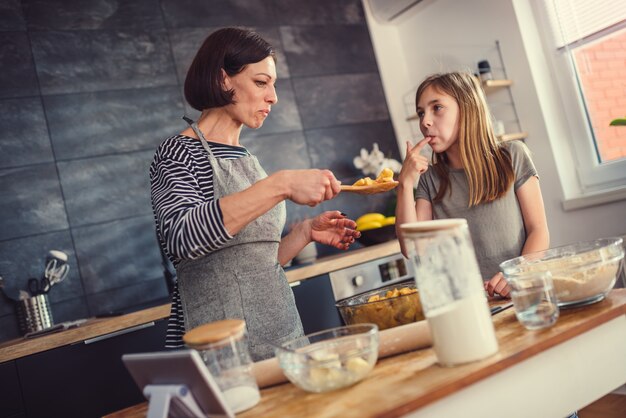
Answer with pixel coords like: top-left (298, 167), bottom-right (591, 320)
top-left (500, 237), bottom-right (624, 308)
top-left (274, 324), bottom-right (378, 393)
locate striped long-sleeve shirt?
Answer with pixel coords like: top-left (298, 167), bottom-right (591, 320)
top-left (150, 134), bottom-right (249, 347)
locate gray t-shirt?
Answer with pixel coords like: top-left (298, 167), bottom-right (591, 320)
top-left (415, 140), bottom-right (538, 280)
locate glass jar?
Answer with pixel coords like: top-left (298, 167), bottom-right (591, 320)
top-left (400, 219), bottom-right (498, 366)
top-left (183, 319), bottom-right (260, 413)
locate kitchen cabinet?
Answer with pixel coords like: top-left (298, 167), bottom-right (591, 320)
top-left (15, 319), bottom-right (167, 418)
top-left (0, 360), bottom-right (25, 418)
top-left (291, 274), bottom-right (343, 334)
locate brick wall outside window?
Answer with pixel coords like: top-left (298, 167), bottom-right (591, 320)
top-left (574, 28), bottom-right (626, 162)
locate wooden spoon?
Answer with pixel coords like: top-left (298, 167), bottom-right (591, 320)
top-left (340, 181), bottom-right (399, 195)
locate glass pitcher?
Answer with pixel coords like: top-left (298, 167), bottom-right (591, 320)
top-left (400, 219), bottom-right (498, 366)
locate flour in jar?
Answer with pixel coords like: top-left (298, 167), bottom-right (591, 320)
top-left (221, 385), bottom-right (260, 413)
top-left (426, 293), bottom-right (498, 366)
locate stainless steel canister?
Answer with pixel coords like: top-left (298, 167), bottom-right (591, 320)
top-left (17, 294), bottom-right (54, 335)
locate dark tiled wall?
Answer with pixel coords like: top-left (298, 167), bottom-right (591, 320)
top-left (0, 0), bottom-right (400, 342)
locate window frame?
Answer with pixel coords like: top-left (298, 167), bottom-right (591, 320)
top-left (530, 1), bottom-right (626, 193)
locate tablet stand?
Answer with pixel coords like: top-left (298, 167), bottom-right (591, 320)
top-left (144, 384), bottom-right (204, 418)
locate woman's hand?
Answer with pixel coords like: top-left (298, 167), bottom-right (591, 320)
top-left (283, 169), bottom-right (341, 207)
top-left (398, 139), bottom-right (431, 188)
top-left (484, 272), bottom-right (511, 298)
top-left (307, 211), bottom-right (361, 250)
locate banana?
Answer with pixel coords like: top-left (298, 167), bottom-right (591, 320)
top-left (381, 216), bottom-right (396, 226)
top-left (355, 213), bottom-right (385, 226)
top-left (356, 221), bottom-right (383, 231)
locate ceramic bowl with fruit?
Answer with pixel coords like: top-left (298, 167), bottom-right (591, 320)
top-left (356, 213), bottom-right (397, 246)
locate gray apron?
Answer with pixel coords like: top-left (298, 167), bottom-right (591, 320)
top-left (177, 121), bottom-right (304, 361)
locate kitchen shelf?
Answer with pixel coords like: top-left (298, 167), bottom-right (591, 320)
top-left (482, 79), bottom-right (513, 93)
top-left (497, 131), bottom-right (527, 142)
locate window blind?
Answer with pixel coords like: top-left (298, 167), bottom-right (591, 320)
top-left (544, 0), bottom-right (626, 48)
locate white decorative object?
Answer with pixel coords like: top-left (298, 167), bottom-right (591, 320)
top-left (353, 143), bottom-right (402, 177)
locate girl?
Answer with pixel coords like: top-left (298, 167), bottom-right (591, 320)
top-left (395, 72), bottom-right (549, 298)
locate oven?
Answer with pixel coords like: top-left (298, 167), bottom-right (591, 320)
top-left (329, 253), bottom-right (415, 302)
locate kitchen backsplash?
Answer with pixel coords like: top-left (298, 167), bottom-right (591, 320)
top-left (0, 0), bottom-right (400, 342)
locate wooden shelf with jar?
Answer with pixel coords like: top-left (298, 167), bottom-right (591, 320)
top-left (497, 131), bottom-right (527, 142)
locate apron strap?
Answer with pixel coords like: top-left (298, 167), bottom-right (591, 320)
top-left (182, 116), bottom-right (215, 158)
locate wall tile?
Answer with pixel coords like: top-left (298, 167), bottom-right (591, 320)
top-left (272, 0), bottom-right (364, 25)
top-left (292, 73), bottom-right (390, 129)
top-left (30, 29), bottom-right (177, 95)
top-left (0, 314), bottom-right (20, 342)
top-left (169, 26), bottom-right (289, 88)
top-left (44, 87), bottom-right (184, 160)
top-left (0, 0), bottom-right (397, 344)
top-left (280, 25), bottom-right (377, 77)
top-left (0, 0), bottom-right (26, 31)
top-left (0, 231), bottom-right (82, 312)
top-left (0, 164), bottom-right (69, 241)
top-left (244, 130), bottom-right (310, 174)
top-left (72, 216), bottom-right (163, 294)
top-left (50, 296), bottom-right (89, 324)
top-left (0, 32), bottom-right (39, 99)
top-left (57, 151), bottom-right (154, 227)
top-left (240, 81), bottom-right (302, 138)
top-left (305, 121), bottom-right (400, 180)
top-left (161, 0), bottom-right (276, 29)
top-left (22, 0), bottom-right (164, 30)
top-left (0, 97), bottom-right (53, 168)
top-left (86, 278), bottom-right (168, 315)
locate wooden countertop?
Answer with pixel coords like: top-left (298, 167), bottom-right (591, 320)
top-left (0, 304), bottom-right (170, 363)
top-left (105, 289), bottom-right (626, 418)
top-left (0, 241), bottom-right (401, 363)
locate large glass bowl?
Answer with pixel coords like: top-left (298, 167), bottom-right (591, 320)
top-left (274, 324), bottom-right (378, 393)
top-left (335, 282), bottom-right (424, 330)
top-left (500, 237), bottom-right (624, 308)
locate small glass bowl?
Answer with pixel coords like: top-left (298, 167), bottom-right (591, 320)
top-left (274, 324), bottom-right (378, 393)
top-left (500, 237), bottom-right (624, 308)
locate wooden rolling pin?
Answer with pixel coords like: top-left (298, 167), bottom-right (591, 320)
top-left (251, 321), bottom-right (432, 388)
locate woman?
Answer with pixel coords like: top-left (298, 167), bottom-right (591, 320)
top-left (150, 27), bottom-right (360, 361)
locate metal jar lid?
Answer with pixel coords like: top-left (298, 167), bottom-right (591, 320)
top-left (183, 319), bottom-right (246, 348)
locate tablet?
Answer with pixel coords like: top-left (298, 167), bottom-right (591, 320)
top-left (122, 350), bottom-right (234, 418)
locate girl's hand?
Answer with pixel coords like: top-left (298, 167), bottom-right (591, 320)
top-left (485, 272), bottom-right (511, 298)
top-left (308, 211), bottom-right (360, 250)
top-left (284, 169), bottom-right (341, 207)
top-left (398, 138), bottom-right (431, 188)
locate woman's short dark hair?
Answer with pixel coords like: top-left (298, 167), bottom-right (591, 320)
top-left (184, 27), bottom-right (276, 111)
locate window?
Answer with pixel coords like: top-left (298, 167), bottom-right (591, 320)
top-left (534, 0), bottom-right (626, 192)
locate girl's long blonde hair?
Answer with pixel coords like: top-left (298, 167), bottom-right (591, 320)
top-left (415, 72), bottom-right (514, 207)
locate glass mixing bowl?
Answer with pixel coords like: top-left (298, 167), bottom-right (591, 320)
top-left (336, 282), bottom-right (424, 330)
top-left (274, 324), bottom-right (378, 393)
top-left (500, 237), bottom-right (624, 308)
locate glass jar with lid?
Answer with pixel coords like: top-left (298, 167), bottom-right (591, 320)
top-left (183, 319), bottom-right (261, 413)
top-left (400, 219), bottom-right (498, 366)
